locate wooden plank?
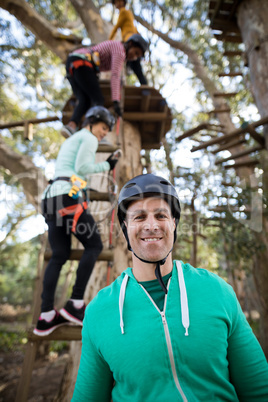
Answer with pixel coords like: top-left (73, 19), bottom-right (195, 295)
top-left (176, 123), bottom-right (208, 142)
top-left (224, 160), bottom-right (260, 169)
top-left (213, 92), bottom-right (238, 97)
top-left (97, 144), bottom-right (118, 153)
top-left (223, 50), bottom-right (244, 56)
top-left (221, 181), bottom-right (236, 187)
top-left (44, 248), bottom-right (114, 261)
top-left (207, 108), bottom-right (231, 114)
top-left (218, 72), bottom-right (243, 77)
top-left (176, 123), bottom-right (224, 142)
top-left (211, 138), bottom-right (246, 154)
top-left (28, 324), bottom-right (82, 342)
top-left (214, 33), bottom-right (242, 43)
top-left (191, 135), bottom-right (227, 151)
top-left (123, 112), bottom-right (168, 121)
top-left (212, 20), bottom-right (240, 33)
top-left (215, 145), bottom-right (262, 164)
top-left (87, 191), bottom-right (112, 202)
top-left (246, 125), bottom-right (265, 147)
top-left (191, 115), bottom-right (268, 152)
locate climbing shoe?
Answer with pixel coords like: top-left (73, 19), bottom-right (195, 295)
top-left (59, 300), bottom-right (86, 325)
top-left (33, 311), bottom-right (69, 336)
top-left (61, 124), bottom-right (77, 138)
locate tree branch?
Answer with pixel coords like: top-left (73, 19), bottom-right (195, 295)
top-left (0, 135), bottom-right (47, 211)
top-left (0, 0), bottom-right (77, 61)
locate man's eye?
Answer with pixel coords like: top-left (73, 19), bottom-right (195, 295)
top-left (134, 215), bottom-right (144, 220)
top-left (157, 214), bottom-right (167, 219)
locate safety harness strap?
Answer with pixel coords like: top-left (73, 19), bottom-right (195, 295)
top-left (58, 201), bottom-right (88, 233)
top-left (69, 59), bottom-right (94, 76)
top-left (48, 176), bottom-right (70, 185)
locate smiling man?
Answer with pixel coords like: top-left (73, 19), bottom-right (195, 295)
top-left (72, 174), bottom-right (268, 402)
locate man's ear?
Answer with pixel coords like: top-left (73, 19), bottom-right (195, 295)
top-left (124, 220), bottom-right (128, 228)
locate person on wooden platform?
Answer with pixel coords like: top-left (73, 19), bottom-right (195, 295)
top-left (34, 106), bottom-right (119, 336)
top-left (109, 0), bottom-right (148, 86)
top-left (62, 34), bottom-right (148, 138)
top-left (72, 173), bottom-right (268, 401)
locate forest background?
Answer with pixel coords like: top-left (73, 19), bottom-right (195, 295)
top-left (0, 0), bottom-right (268, 400)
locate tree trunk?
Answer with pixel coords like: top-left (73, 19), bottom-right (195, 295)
top-left (237, 0), bottom-right (268, 357)
top-left (57, 119), bottom-right (143, 401)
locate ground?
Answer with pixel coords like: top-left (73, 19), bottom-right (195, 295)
top-left (0, 304), bottom-right (70, 402)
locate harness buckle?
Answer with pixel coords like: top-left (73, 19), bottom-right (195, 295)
top-left (68, 174), bottom-right (87, 198)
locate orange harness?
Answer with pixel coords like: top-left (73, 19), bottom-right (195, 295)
top-left (69, 59), bottom-right (93, 75)
top-left (58, 201), bottom-right (88, 233)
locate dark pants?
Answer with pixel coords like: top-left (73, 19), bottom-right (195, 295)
top-left (127, 59), bottom-right (147, 85)
top-left (41, 196), bottom-right (103, 312)
top-left (66, 56), bottom-right (104, 126)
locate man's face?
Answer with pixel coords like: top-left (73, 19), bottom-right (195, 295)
top-left (125, 197), bottom-right (176, 262)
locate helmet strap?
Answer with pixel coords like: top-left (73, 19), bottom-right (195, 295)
top-left (131, 247), bottom-right (172, 294)
top-left (155, 262), bottom-right (168, 294)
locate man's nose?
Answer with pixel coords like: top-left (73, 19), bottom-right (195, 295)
top-left (143, 215), bottom-right (159, 230)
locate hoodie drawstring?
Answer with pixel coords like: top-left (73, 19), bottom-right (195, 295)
top-left (176, 261), bottom-right (190, 336)
top-left (119, 274), bottom-right (129, 334)
top-left (118, 263), bottom-right (189, 336)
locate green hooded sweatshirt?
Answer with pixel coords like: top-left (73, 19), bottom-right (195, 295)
top-left (72, 261), bottom-right (268, 401)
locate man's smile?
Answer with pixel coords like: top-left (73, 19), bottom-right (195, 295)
top-left (141, 237), bottom-right (163, 242)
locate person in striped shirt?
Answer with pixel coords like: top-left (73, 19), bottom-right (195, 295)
top-left (62, 35), bottom-right (148, 138)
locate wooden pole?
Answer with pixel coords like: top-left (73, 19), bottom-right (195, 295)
top-left (15, 341), bottom-right (40, 402)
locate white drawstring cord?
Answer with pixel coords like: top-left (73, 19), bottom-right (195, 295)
top-left (119, 274), bottom-right (129, 334)
top-left (176, 261), bottom-right (190, 336)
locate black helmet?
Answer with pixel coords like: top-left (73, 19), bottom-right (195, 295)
top-left (118, 173), bottom-right (180, 251)
top-left (85, 106), bottom-right (115, 131)
top-left (126, 34), bottom-right (149, 55)
top-left (118, 174), bottom-right (180, 294)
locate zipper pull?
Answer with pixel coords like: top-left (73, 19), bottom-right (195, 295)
top-left (161, 313), bottom-right (166, 324)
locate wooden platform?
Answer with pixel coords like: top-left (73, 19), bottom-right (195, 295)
top-left (62, 81), bottom-right (172, 150)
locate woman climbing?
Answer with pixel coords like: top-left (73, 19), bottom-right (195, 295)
top-left (62, 34), bottom-right (148, 137)
top-left (34, 106), bottom-right (119, 336)
top-left (109, 0), bottom-right (148, 86)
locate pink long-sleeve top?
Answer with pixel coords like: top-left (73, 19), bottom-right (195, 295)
top-left (73, 40), bottom-right (126, 102)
